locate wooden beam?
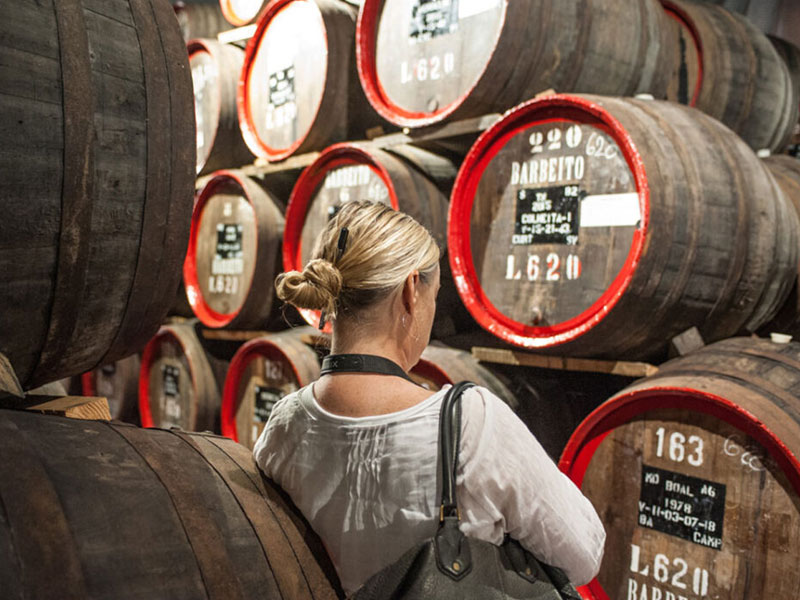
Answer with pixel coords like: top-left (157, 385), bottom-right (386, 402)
top-left (470, 347), bottom-right (658, 378)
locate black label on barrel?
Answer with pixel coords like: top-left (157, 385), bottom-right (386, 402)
top-left (162, 365), bottom-right (180, 398)
top-left (512, 185), bottom-right (583, 246)
top-left (268, 66), bottom-right (296, 107)
top-left (215, 224), bottom-right (243, 260)
top-left (409, 0), bottom-right (459, 42)
top-left (638, 465), bottom-right (726, 550)
top-left (254, 385), bottom-right (282, 423)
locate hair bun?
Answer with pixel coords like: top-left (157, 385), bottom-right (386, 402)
top-left (275, 259), bottom-right (342, 317)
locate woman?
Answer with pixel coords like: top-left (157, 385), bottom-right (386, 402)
top-left (253, 201), bottom-right (605, 596)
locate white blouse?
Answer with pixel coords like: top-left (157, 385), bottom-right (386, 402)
top-left (253, 384), bottom-right (605, 596)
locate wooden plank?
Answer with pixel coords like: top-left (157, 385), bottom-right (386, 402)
top-left (216, 24), bottom-right (256, 45)
top-left (367, 113), bottom-right (501, 146)
top-left (470, 346), bottom-right (658, 378)
top-left (25, 396), bottom-right (112, 421)
top-left (0, 353), bottom-right (24, 399)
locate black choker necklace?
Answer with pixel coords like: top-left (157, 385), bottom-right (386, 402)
top-left (320, 354), bottom-right (415, 384)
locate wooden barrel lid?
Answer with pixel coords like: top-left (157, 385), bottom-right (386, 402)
top-left (357, 0), bottom-right (506, 125)
top-left (190, 41), bottom-right (224, 174)
top-left (449, 94), bottom-right (647, 351)
top-left (219, 0), bottom-right (266, 25)
top-left (560, 337), bottom-right (800, 599)
top-left (138, 323), bottom-right (219, 432)
top-left (221, 330), bottom-right (320, 447)
top-left (284, 142), bottom-right (450, 329)
top-left (449, 93), bottom-right (798, 358)
top-left (184, 170), bottom-right (284, 329)
top-left (239, 0), bottom-right (353, 161)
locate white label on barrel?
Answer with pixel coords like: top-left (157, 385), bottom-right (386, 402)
top-left (580, 193), bottom-right (641, 228)
top-left (265, 65), bottom-right (298, 131)
top-left (213, 223), bottom-right (244, 276)
top-left (160, 364), bottom-right (182, 427)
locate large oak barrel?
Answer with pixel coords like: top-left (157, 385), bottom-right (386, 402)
top-left (190, 39), bottom-right (255, 175)
top-left (448, 94), bottom-right (799, 360)
top-left (759, 155), bottom-right (800, 339)
top-left (184, 170), bottom-right (285, 329)
top-left (0, 409), bottom-right (340, 599)
top-left (221, 329), bottom-right (321, 448)
top-left (356, 0), bottom-right (675, 128)
top-left (0, 0), bottom-right (194, 389)
top-left (239, 0), bottom-right (380, 162)
top-left (559, 337), bottom-right (800, 600)
top-left (174, 1), bottom-right (230, 40)
top-left (81, 354), bottom-right (141, 423)
top-left (662, 0), bottom-right (798, 152)
top-left (283, 142), bottom-right (457, 332)
top-left (139, 321), bottom-right (227, 432)
top-left (220, 0), bottom-right (267, 25)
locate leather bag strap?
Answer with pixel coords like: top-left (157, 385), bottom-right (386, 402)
top-left (438, 381), bottom-right (475, 519)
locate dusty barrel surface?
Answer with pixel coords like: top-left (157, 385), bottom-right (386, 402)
top-left (184, 170), bottom-right (285, 329)
top-left (175, 1), bottom-right (230, 40)
top-left (239, 0), bottom-right (379, 162)
top-left (759, 155), bottom-right (800, 339)
top-left (356, 0), bottom-right (674, 127)
top-left (663, 0), bottom-right (798, 152)
top-left (559, 337), bottom-right (800, 600)
top-left (0, 409), bottom-right (340, 600)
top-left (448, 94), bottom-right (799, 360)
top-left (81, 354), bottom-right (141, 423)
top-left (0, 0), bottom-right (195, 389)
top-left (220, 0), bottom-right (267, 25)
top-left (222, 329), bottom-right (321, 448)
top-left (190, 39), bottom-right (255, 175)
top-left (283, 142), bottom-right (455, 330)
top-left (139, 322), bottom-right (225, 432)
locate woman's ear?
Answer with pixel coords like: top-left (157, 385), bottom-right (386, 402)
top-left (401, 270), bottom-right (420, 315)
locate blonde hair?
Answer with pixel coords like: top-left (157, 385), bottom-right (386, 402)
top-left (276, 201), bottom-right (440, 321)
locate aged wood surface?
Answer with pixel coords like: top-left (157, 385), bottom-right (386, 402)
top-left (663, 0), bottom-right (798, 151)
top-left (564, 337), bottom-right (800, 600)
top-left (174, 2), bottom-right (229, 40)
top-left (360, 0), bottom-right (675, 126)
top-left (0, 411), bottom-right (340, 599)
top-left (82, 354), bottom-right (141, 422)
top-left (0, 0), bottom-right (194, 389)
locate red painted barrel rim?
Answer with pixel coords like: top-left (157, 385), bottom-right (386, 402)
top-left (221, 336), bottom-right (305, 441)
top-left (138, 327), bottom-right (201, 429)
top-left (81, 371), bottom-right (95, 396)
top-left (410, 357), bottom-right (452, 390)
top-left (558, 385), bottom-right (800, 600)
top-left (661, 0), bottom-right (704, 108)
top-left (283, 143), bottom-right (400, 329)
top-left (183, 170), bottom-right (260, 329)
top-left (447, 94), bottom-right (650, 349)
top-left (220, 0), bottom-right (263, 26)
top-left (238, 0), bottom-right (328, 161)
top-left (187, 40), bottom-right (223, 174)
top-left (355, 0), bottom-right (506, 128)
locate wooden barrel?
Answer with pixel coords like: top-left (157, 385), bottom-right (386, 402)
top-left (758, 155), bottom-right (800, 339)
top-left (138, 321), bottom-right (226, 432)
top-left (220, 0), bottom-right (267, 25)
top-left (771, 35), bottom-right (800, 149)
top-left (184, 170), bottom-right (285, 329)
top-left (238, 0), bottom-right (380, 162)
top-left (174, 1), bottom-right (230, 40)
top-left (410, 344), bottom-right (516, 406)
top-left (448, 94), bottom-right (800, 360)
top-left (662, 0), bottom-right (798, 152)
top-left (81, 354), bottom-right (141, 423)
top-left (190, 39), bottom-right (256, 175)
top-left (0, 0), bottom-right (194, 389)
top-left (283, 142), bottom-right (463, 333)
top-left (0, 409), bottom-right (340, 599)
top-left (559, 337), bottom-right (800, 600)
top-left (356, 0), bottom-right (675, 128)
top-left (221, 329), bottom-right (321, 448)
